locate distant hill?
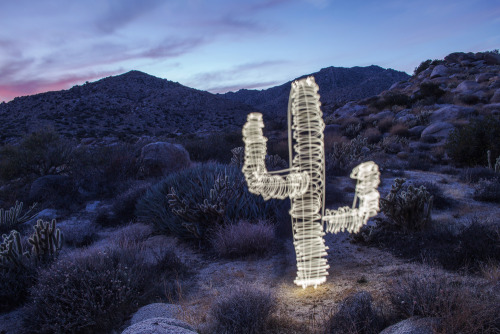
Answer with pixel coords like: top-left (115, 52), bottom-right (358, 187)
top-left (0, 66), bottom-right (409, 143)
top-left (220, 65), bottom-right (410, 117)
top-left (0, 70), bottom-right (259, 142)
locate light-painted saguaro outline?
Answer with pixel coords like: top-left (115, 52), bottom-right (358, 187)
top-left (242, 76), bottom-right (380, 288)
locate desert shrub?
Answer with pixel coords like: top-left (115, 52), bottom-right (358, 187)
top-left (372, 93), bottom-right (411, 110)
top-left (0, 128), bottom-right (75, 180)
top-left (380, 179), bottom-right (433, 232)
top-left (135, 163), bottom-right (286, 242)
top-left (389, 123), bottom-right (409, 137)
top-left (411, 181), bottom-right (454, 209)
top-left (0, 201), bottom-right (38, 235)
top-left (325, 291), bottom-right (386, 334)
top-left (230, 147), bottom-right (288, 171)
top-left (414, 59), bottom-right (432, 75)
top-left (460, 166), bottom-right (496, 183)
top-left (473, 177), bottom-right (500, 203)
top-left (0, 230), bottom-right (37, 312)
top-left (377, 117), bottom-right (394, 133)
top-left (446, 116), bottom-right (500, 166)
top-left (180, 130), bottom-right (243, 164)
top-left (326, 136), bottom-right (371, 176)
top-left (267, 139), bottom-right (289, 161)
top-left (71, 143), bottom-right (139, 198)
top-left (355, 217), bottom-right (499, 273)
top-left (23, 243), bottom-right (185, 334)
top-left (362, 127), bottom-right (382, 144)
top-left (388, 267), bottom-right (500, 333)
top-left (96, 181), bottom-right (152, 227)
top-left (379, 136), bottom-right (408, 154)
top-left (211, 220), bottom-right (276, 259)
top-left (406, 152), bottom-right (432, 171)
top-left (417, 82), bottom-right (446, 101)
top-left (207, 285), bottom-right (276, 334)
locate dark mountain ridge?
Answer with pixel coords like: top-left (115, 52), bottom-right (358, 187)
top-left (221, 65), bottom-right (410, 116)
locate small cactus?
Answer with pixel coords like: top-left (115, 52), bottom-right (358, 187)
top-left (0, 201), bottom-right (38, 232)
top-left (380, 178), bottom-right (433, 232)
top-left (28, 219), bottom-right (63, 263)
top-left (0, 230), bottom-right (31, 271)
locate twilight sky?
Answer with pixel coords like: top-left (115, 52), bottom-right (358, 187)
top-left (1, 0), bottom-right (499, 102)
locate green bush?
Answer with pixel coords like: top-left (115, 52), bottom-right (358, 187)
top-left (388, 267), bottom-right (499, 333)
top-left (23, 242), bottom-right (185, 334)
top-left (414, 59), bottom-right (432, 75)
top-left (0, 128), bottom-right (74, 180)
top-left (135, 163), bottom-right (286, 242)
top-left (446, 116), bottom-right (500, 166)
top-left (325, 291), bottom-right (386, 334)
top-left (380, 179), bottom-right (433, 232)
top-left (207, 285), bottom-right (276, 334)
top-left (210, 220), bottom-right (276, 259)
top-left (326, 136), bottom-right (371, 176)
top-left (473, 177), bottom-right (500, 203)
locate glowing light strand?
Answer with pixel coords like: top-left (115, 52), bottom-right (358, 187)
top-left (242, 76), bottom-right (380, 289)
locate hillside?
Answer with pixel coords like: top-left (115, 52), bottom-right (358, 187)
top-left (0, 66), bottom-right (409, 144)
top-left (0, 71), bottom-right (259, 142)
top-left (221, 65), bottom-right (410, 117)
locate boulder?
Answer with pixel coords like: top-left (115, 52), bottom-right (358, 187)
top-left (455, 80), bottom-right (481, 93)
top-left (444, 52), bottom-right (475, 64)
top-left (29, 175), bottom-right (73, 202)
top-left (490, 89), bottom-right (500, 103)
top-left (482, 52), bottom-right (500, 65)
top-left (139, 142), bottom-right (190, 177)
top-left (380, 317), bottom-right (440, 334)
top-left (131, 303), bottom-right (183, 325)
top-left (476, 73), bottom-right (495, 83)
top-left (367, 110), bottom-right (393, 122)
top-left (421, 122), bottom-right (454, 140)
top-left (408, 125), bottom-right (426, 138)
top-left (430, 65), bottom-right (450, 78)
top-left (429, 105), bottom-right (475, 123)
top-left (121, 317), bottom-right (197, 334)
top-left (336, 102), bottom-right (368, 118)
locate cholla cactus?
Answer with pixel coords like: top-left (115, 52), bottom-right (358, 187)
top-left (230, 147), bottom-right (245, 169)
top-left (380, 179), bottom-right (433, 232)
top-left (495, 156), bottom-right (500, 173)
top-left (0, 230), bottom-right (30, 271)
top-left (28, 219), bottom-right (63, 263)
top-left (0, 201), bottom-right (38, 232)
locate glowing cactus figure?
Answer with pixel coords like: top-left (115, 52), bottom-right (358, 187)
top-left (242, 76), bottom-right (380, 288)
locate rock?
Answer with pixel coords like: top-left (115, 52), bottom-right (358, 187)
top-left (408, 125), bottom-right (426, 137)
top-left (483, 103), bottom-right (500, 118)
top-left (29, 175), bottom-right (73, 202)
top-left (139, 142), bottom-right (191, 177)
top-left (455, 80), bottom-right (481, 93)
top-left (482, 52), bottom-right (500, 65)
top-left (417, 67), bottom-right (432, 79)
top-left (490, 89), bottom-right (500, 103)
top-left (421, 122), bottom-right (454, 140)
top-left (444, 52), bottom-right (475, 64)
top-left (130, 304), bottom-right (183, 325)
top-left (85, 201), bottom-right (101, 214)
top-left (397, 151), bottom-right (409, 159)
top-left (476, 73), bottom-right (495, 83)
top-left (336, 102), bottom-right (368, 118)
top-left (380, 317), bottom-right (440, 334)
top-left (121, 317), bottom-right (197, 334)
top-left (429, 105), bottom-right (475, 123)
top-left (0, 308), bottom-right (25, 334)
top-left (367, 110), bottom-right (393, 122)
top-left (430, 65), bottom-right (450, 78)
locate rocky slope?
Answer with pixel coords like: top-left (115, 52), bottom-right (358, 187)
top-left (0, 71), bottom-right (260, 142)
top-left (221, 65), bottom-right (410, 117)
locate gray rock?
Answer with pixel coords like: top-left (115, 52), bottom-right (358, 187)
top-left (29, 175), bottom-right (73, 201)
top-left (336, 102), bottom-right (368, 118)
top-left (408, 126), bottom-right (426, 137)
top-left (122, 317), bottom-right (197, 334)
top-left (483, 103), bottom-right (500, 118)
top-left (455, 80), bottom-right (481, 93)
top-left (476, 73), bottom-right (495, 83)
top-left (85, 200), bottom-right (101, 213)
top-left (429, 105), bottom-right (475, 123)
top-left (490, 89), bottom-right (500, 103)
top-left (483, 52), bottom-right (500, 65)
top-left (380, 317), bottom-right (439, 334)
top-left (417, 67), bottom-right (432, 79)
top-left (139, 142), bottom-right (191, 177)
top-left (421, 122), bottom-right (454, 140)
top-left (430, 65), bottom-right (450, 78)
top-left (131, 303), bottom-right (182, 325)
top-left (367, 110), bottom-right (393, 122)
